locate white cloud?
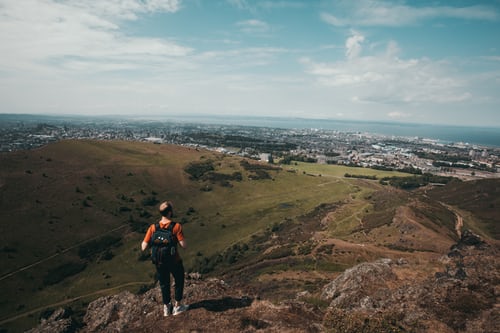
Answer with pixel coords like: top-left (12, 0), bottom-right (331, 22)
top-left (481, 56), bottom-right (500, 62)
top-left (258, 1), bottom-right (306, 10)
top-left (301, 32), bottom-right (471, 107)
top-left (67, 0), bottom-right (181, 20)
top-left (345, 31), bottom-right (365, 59)
top-left (321, 0), bottom-right (498, 27)
top-left (0, 0), bottom-right (190, 76)
top-left (227, 0), bottom-right (250, 10)
top-left (236, 19), bottom-right (270, 34)
top-left (228, 0), bottom-right (305, 11)
top-left (387, 111), bottom-right (410, 119)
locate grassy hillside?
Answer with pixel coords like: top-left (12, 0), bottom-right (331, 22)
top-left (0, 139), bottom-right (491, 332)
top-left (427, 178), bottom-right (500, 239)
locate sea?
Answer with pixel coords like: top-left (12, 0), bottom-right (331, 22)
top-left (158, 115), bottom-right (500, 148)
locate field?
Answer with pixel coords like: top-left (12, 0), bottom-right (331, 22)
top-left (1, 139), bottom-right (496, 332)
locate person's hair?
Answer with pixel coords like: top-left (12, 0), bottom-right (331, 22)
top-left (159, 201), bottom-right (173, 217)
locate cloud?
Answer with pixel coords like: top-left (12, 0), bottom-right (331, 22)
top-left (321, 0), bottom-right (498, 27)
top-left (301, 32), bottom-right (471, 106)
top-left (387, 111), bottom-right (410, 119)
top-left (481, 56), bottom-right (500, 62)
top-left (227, 0), bottom-right (251, 10)
top-left (257, 1), bottom-right (306, 10)
top-left (236, 19), bottom-right (270, 34)
top-left (68, 0), bottom-right (181, 20)
top-left (227, 0), bottom-right (305, 11)
top-left (197, 46), bottom-right (287, 71)
top-left (0, 0), bottom-right (190, 76)
top-left (345, 31), bottom-right (365, 59)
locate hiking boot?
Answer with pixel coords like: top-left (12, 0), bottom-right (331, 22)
top-left (173, 304), bottom-right (189, 316)
top-left (163, 303), bottom-right (173, 317)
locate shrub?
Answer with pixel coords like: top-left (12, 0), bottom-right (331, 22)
top-left (141, 196), bottom-right (159, 206)
top-left (78, 235), bottom-right (122, 261)
top-left (43, 261), bottom-right (87, 285)
top-left (184, 160), bottom-right (215, 179)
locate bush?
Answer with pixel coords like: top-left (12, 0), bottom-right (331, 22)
top-left (184, 160), bottom-right (215, 179)
top-left (141, 196), bottom-right (159, 206)
top-left (78, 235), bottom-right (122, 260)
top-left (43, 261), bottom-right (87, 285)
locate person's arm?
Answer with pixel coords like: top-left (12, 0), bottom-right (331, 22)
top-left (175, 223), bottom-right (187, 249)
top-left (141, 225), bottom-right (154, 251)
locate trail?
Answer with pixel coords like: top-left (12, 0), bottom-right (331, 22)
top-left (437, 201), bottom-right (464, 239)
top-left (455, 212), bottom-right (464, 238)
top-left (0, 281), bottom-right (149, 326)
top-left (0, 224), bottom-right (129, 282)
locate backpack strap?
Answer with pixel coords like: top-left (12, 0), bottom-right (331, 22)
top-left (167, 222), bottom-right (177, 244)
top-left (166, 221), bottom-right (176, 232)
top-left (148, 223), bottom-right (160, 246)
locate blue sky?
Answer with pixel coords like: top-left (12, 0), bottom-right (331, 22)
top-left (1, 0), bottom-right (499, 126)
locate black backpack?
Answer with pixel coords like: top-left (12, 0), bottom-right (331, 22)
top-left (150, 222), bottom-right (177, 266)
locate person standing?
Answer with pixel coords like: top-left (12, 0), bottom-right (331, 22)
top-left (141, 201), bottom-right (189, 316)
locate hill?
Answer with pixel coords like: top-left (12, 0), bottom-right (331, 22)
top-left (0, 140), bottom-right (498, 332)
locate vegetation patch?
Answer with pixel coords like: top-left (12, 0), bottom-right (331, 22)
top-left (345, 173), bottom-right (377, 180)
top-left (380, 173), bottom-right (457, 189)
top-left (361, 209), bottom-right (396, 231)
top-left (78, 235), bottom-right (123, 261)
top-left (184, 160), bottom-right (215, 179)
top-left (411, 203), bottom-right (456, 236)
top-left (43, 261), bottom-right (87, 286)
top-left (201, 171), bottom-right (243, 187)
top-left (240, 160), bottom-right (281, 171)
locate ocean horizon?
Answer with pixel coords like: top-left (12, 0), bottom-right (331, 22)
top-left (156, 114), bottom-right (500, 148)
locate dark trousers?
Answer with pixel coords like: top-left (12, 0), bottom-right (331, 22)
top-left (156, 260), bottom-right (185, 305)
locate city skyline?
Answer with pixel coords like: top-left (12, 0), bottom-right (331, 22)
top-left (1, 0), bottom-right (500, 127)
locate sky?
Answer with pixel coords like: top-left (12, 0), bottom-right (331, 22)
top-left (0, 0), bottom-right (500, 127)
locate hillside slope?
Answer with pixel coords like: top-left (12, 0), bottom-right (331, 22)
top-left (1, 140), bottom-right (498, 332)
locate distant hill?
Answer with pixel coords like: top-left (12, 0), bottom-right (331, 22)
top-left (0, 139), bottom-right (498, 332)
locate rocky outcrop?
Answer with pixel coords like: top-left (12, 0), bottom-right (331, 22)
top-left (27, 276), bottom-right (322, 333)
top-left (28, 231), bottom-right (498, 333)
top-left (321, 258), bottom-right (399, 310)
top-left (321, 230), bottom-right (499, 333)
top-left (25, 308), bottom-right (74, 333)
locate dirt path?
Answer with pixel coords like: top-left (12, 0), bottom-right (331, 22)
top-left (437, 201), bottom-right (464, 239)
top-left (455, 212), bottom-right (463, 238)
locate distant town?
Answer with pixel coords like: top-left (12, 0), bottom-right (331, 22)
top-left (1, 114), bottom-right (498, 180)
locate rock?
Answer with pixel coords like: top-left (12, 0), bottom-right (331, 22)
top-left (321, 232), bottom-right (499, 332)
top-left (25, 308), bottom-right (73, 333)
top-left (321, 258), bottom-right (398, 310)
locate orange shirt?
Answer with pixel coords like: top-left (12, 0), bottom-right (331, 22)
top-left (143, 220), bottom-right (184, 262)
top-left (143, 220), bottom-right (185, 244)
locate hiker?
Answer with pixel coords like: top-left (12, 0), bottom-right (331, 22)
top-left (141, 201), bottom-right (189, 317)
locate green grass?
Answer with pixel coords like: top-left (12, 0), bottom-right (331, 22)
top-left (290, 162), bottom-right (411, 179)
